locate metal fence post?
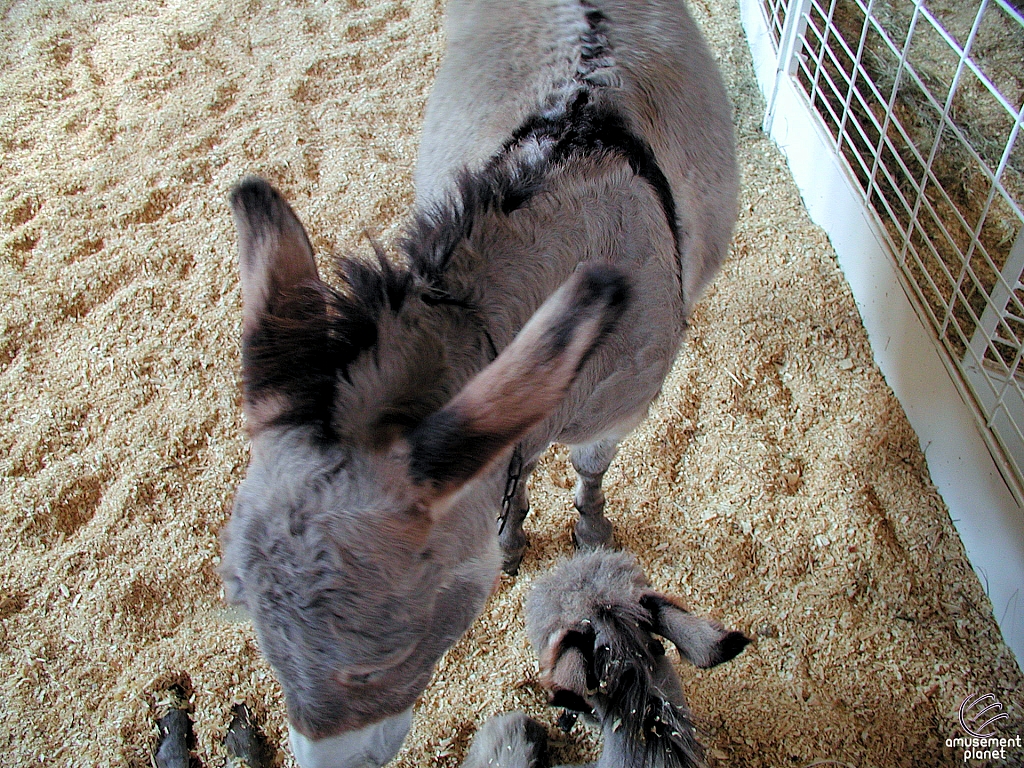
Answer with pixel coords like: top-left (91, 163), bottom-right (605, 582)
top-left (764, 0), bottom-right (813, 133)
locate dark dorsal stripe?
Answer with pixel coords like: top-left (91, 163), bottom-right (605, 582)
top-left (405, 0), bottom-right (681, 285)
top-left (501, 89), bottom-right (680, 250)
top-left (578, 1), bottom-right (614, 76)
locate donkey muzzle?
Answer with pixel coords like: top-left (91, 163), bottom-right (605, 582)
top-left (288, 707), bottom-right (413, 768)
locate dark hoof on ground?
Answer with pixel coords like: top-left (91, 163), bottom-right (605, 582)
top-left (155, 685), bottom-right (199, 768)
top-left (499, 529), bottom-right (529, 575)
top-left (555, 710), bottom-right (579, 733)
top-left (225, 703), bottom-right (276, 768)
top-left (572, 516), bottom-right (615, 551)
top-left (502, 547), bottom-right (527, 576)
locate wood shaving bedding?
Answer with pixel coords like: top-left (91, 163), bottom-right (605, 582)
top-left (0, 0), bottom-right (1020, 766)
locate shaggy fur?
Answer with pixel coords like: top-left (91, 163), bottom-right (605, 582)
top-left (220, 1), bottom-right (737, 764)
top-left (524, 550), bottom-right (750, 767)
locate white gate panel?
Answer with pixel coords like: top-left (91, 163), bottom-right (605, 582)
top-left (741, 0), bottom-right (1024, 662)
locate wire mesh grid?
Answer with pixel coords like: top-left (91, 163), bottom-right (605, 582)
top-left (761, 0), bottom-right (1024, 497)
top-left (764, 0), bottom-right (791, 44)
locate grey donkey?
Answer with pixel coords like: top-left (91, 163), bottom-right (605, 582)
top-left (219, 0), bottom-right (737, 766)
top-left (461, 550), bottom-right (750, 768)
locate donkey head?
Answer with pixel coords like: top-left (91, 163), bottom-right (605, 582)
top-left (219, 178), bottom-right (629, 768)
top-left (526, 551), bottom-right (750, 767)
top-left (526, 551), bottom-right (750, 705)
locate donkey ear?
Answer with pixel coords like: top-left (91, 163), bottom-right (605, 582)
top-left (640, 593), bottom-right (751, 669)
top-left (546, 647), bottom-right (593, 712)
top-left (231, 176), bottom-right (321, 337)
top-left (407, 265), bottom-right (629, 502)
top-left (217, 516), bottom-right (248, 608)
top-left (537, 629), bottom-right (594, 712)
top-left (230, 178), bottom-right (331, 433)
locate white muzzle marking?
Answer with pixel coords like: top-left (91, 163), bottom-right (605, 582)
top-left (288, 707), bottom-right (413, 768)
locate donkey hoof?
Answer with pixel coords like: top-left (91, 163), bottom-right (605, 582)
top-left (499, 530), bottom-right (529, 575)
top-left (225, 703), bottom-right (276, 768)
top-left (501, 543), bottom-right (528, 575)
top-left (573, 516), bottom-right (614, 550)
top-left (154, 685), bottom-right (196, 768)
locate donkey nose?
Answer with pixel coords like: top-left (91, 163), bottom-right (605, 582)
top-left (288, 707), bottom-right (413, 768)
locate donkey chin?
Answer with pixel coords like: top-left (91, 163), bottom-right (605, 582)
top-left (288, 708), bottom-right (413, 768)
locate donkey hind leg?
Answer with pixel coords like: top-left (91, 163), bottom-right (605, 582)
top-left (499, 458), bottom-right (538, 575)
top-left (570, 437), bottom-right (621, 550)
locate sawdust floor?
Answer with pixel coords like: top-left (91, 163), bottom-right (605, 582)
top-left (1, 0), bottom-right (1021, 766)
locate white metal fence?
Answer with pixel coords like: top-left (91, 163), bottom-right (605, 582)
top-left (759, 0), bottom-right (1024, 502)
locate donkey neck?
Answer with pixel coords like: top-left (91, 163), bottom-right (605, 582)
top-left (407, 67), bottom-right (680, 348)
top-left (409, 156), bottom-right (673, 352)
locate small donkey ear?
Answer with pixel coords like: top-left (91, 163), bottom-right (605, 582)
top-left (231, 176), bottom-right (321, 337)
top-left (538, 630), bottom-right (594, 713)
top-left (640, 593), bottom-right (751, 669)
top-left (230, 178), bottom-right (331, 433)
top-left (217, 515), bottom-right (248, 608)
top-left (407, 265), bottom-right (629, 503)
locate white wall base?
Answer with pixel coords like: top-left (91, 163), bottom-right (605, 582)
top-left (741, 0), bottom-right (1024, 665)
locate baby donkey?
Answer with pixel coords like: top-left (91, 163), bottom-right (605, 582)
top-left (463, 550), bottom-right (750, 767)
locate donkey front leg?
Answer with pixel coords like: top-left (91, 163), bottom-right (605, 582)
top-left (499, 457), bottom-right (538, 575)
top-left (570, 437), bottom-right (620, 550)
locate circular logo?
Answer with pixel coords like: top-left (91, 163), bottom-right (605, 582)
top-left (959, 693), bottom-right (1010, 738)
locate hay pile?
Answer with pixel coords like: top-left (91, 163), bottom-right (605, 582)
top-left (814, 0), bottom-right (1024, 366)
top-left (1, 0), bottom-right (1021, 766)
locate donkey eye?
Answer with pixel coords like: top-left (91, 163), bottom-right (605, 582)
top-left (337, 641), bottom-right (418, 687)
top-left (337, 667), bottom-right (384, 687)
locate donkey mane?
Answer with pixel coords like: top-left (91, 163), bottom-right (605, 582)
top-left (589, 604), bottom-right (704, 767)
